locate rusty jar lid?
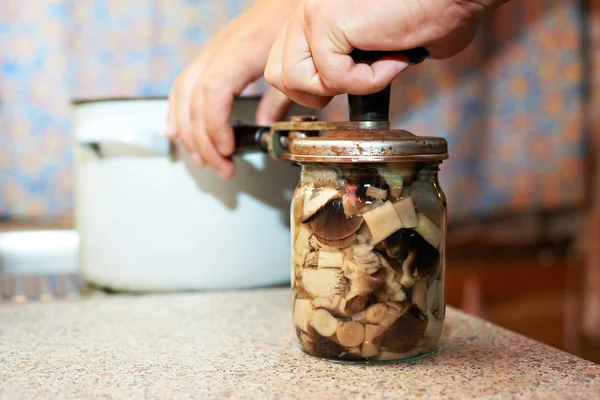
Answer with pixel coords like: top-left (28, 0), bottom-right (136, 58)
top-left (285, 128), bottom-right (448, 163)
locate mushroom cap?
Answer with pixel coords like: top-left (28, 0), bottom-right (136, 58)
top-left (301, 325), bottom-right (358, 360)
top-left (301, 187), bottom-right (341, 222)
top-left (309, 198), bottom-right (364, 241)
top-left (381, 229), bottom-right (440, 279)
top-left (316, 233), bottom-right (358, 249)
top-left (377, 304), bottom-right (428, 353)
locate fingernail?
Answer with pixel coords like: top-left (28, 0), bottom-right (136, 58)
top-left (165, 122), bottom-right (177, 139)
top-left (191, 153), bottom-right (204, 167)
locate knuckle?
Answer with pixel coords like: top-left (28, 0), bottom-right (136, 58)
top-left (301, 0), bottom-right (320, 25)
top-left (319, 73), bottom-right (343, 92)
top-left (203, 77), bottom-right (229, 97)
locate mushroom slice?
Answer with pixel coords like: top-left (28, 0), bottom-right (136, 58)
top-left (414, 213), bottom-right (442, 250)
top-left (294, 224), bottom-right (312, 255)
top-left (304, 252), bottom-right (318, 267)
top-left (351, 311), bottom-right (366, 322)
top-left (318, 251), bottom-right (344, 269)
top-left (362, 324), bottom-right (382, 358)
top-left (294, 299), bottom-right (314, 332)
top-left (293, 186), bottom-right (307, 224)
top-left (293, 250), bottom-right (307, 268)
top-left (309, 198), bottom-right (364, 241)
top-left (366, 186), bottom-right (388, 200)
top-left (365, 303), bottom-right (387, 324)
top-left (381, 229), bottom-right (440, 281)
top-left (379, 301), bottom-right (410, 328)
top-left (302, 268), bottom-right (348, 298)
top-left (424, 310), bottom-right (444, 340)
top-left (362, 201), bottom-right (403, 244)
top-left (302, 188), bottom-right (340, 222)
top-left (312, 295), bottom-right (345, 314)
top-left (393, 197), bottom-right (419, 229)
top-left (412, 280), bottom-right (428, 313)
top-left (400, 253), bottom-right (416, 288)
top-left (344, 294), bottom-right (369, 316)
top-left (350, 242), bottom-right (383, 275)
top-left (378, 305), bottom-right (428, 353)
top-left (343, 260), bottom-right (384, 299)
top-left (311, 309), bottom-right (338, 337)
top-left (361, 343), bottom-right (379, 358)
top-left (380, 162), bottom-right (416, 186)
top-left (304, 167), bottom-right (341, 187)
top-left (309, 235), bottom-right (340, 253)
top-left (336, 321), bottom-right (365, 348)
top-left (364, 324), bottom-right (382, 343)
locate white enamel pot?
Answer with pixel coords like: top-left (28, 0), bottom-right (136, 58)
top-left (73, 97), bottom-right (301, 291)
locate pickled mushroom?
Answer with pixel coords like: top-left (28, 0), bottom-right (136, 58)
top-left (336, 321), bottom-right (365, 348)
top-left (294, 299), bottom-right (314, 332)
top-left (311, 309), bottom-right (338, 337)
top-left (308, 198), bottom-right (364, 241)
top-left (362, 201), bottom-right (404, 244)
top-left (316, 233), bottom-right (358, 249)
top-left (414, 213), bottom-right (442, 250)
top-left (381, 229), bottom-right (440, 281)
top-left (411, 280), bottom-right (428, 313)
top-left (302, 268), bottom-right (348, 298)
top-left (378, 305), bottom-right (428, 353)
top-left (302, 188), bottom-right (340, 222)
top-left (393, 197), bottom-right (419, 229)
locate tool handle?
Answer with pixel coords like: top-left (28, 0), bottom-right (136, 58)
top-left (348, 48), bottom-right (429, 122)
top-left (232, 122), bottom-right (270, 154)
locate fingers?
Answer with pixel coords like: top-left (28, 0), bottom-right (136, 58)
top-left (199, 54), bottom-right (263, 177)
top-left (255, 86), bottom-right (294, 125)
top-left (201, 78), bottom-right (236, 157)
top-left (267, 0), bottom-right (415, 106)
top-left (265, 18), bottom-right (333, 109)
top-left (170, 56), bottom-right (206, 158)
top-left (196, 117), bottom-right (236, 179)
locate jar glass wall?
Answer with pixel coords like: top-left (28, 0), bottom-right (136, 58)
top-left (291, 162), bottom-right (446, 362)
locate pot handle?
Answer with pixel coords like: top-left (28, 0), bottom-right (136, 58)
top-left (78, 132), bottom-right (172, 158)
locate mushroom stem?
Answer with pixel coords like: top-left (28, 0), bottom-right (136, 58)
top-left (311, 309), bottom-right (338, 337)
top-left (362, 201), bottom-right (404, 244)
top-left (414, 213), bottom-right (442, 250)
top-left (318, 251), bottom-right (344, 269)
top-left (336, 321), bottom-right (365, 348)
top-left (294, 299), bottom-right (314, 332)
top-left (365, 303), bottom-right (387, 324)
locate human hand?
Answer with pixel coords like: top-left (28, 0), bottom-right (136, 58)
top-left (265, 0), bottom-right (508, 109)
top-left (166, 0), bottom-right (296, 179)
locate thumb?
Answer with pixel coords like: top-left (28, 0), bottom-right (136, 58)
top-left (255, 86), bottom-right (294, 125)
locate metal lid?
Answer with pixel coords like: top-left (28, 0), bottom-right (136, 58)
top-left (286, 129), bottom-right (448, 163)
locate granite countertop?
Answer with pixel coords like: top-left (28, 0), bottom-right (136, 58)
top-left (0, 288), bottom-right (598, 399)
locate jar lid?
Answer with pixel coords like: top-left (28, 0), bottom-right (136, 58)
top-left (285, 129), bottom-right (448, 163)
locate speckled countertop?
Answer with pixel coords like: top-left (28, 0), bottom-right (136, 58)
top-left (0, 288), bottom-right (598, 399)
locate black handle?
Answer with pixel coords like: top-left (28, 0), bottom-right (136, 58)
top-left (348, 47), bottom-right (429, 122)
top-left (232, 122), bottom-right (269, 154)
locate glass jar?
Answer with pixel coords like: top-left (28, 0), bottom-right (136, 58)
top-left (291, 161), bottom-right (446, 362)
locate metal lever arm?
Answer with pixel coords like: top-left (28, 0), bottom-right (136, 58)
top-left (348, 48), bottom-right (429, 122)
